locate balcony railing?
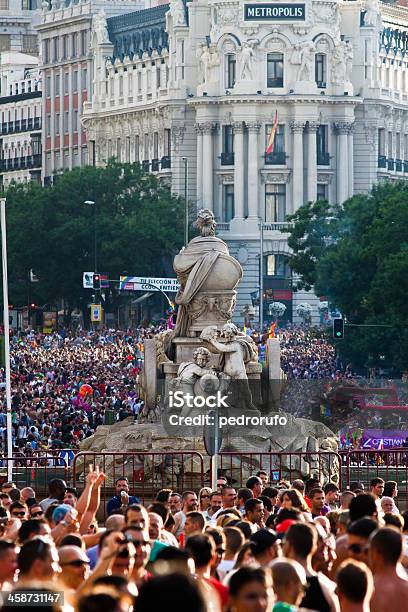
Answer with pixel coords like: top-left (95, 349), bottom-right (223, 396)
top-left (262, 221), bottom-right (294, 232)
top-left (215, 221), bottom-right (294, 232)
top-left (0, 154), bottom-right (41, 172)
top-left (161, 155), bottom-right (171, 169)
top-left (264, 151), bottom-right (286, 165)
top-left (221, 152), bottom-right (234, 166)
top-left (216, 222), bottom-right (230, 231)
top-left (395, 158), bottom-right (403, 172)
top-left (378, 155), bottom-right (387, 168)
top-left (387, 158), bottom-right (395, 171)
top-left (317, 151), bottom-right (330, 166)
top-left (0, 119), bottom-right (41, 135)
top-left (151, 158), bottom-right (160, 172)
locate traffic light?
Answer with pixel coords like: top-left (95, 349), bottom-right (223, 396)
top-left (93, 274), bottom-right (101, 290)
top-left (333, 318), bottom-right (344, 339)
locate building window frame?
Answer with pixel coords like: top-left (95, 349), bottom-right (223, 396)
top-left (317, 125), bottom-right (330, 166)
top-left (224, 184), bottom-right (234, 222)
top-left (315, 53), bottom-right (327, 88)
top-left (267, 52), bottom-right (284, 88)
top-left (265, 183), bottom-right (286, 222)
top-left (226, 54), bottom-right (236, 89)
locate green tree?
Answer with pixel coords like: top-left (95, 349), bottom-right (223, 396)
top-left (285, 181), bottom-right (408, 371)
top-left (4, 161), bottom-right (184, 319)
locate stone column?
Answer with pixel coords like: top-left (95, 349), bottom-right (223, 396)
top-left (202, 122), bottom-right (214, 211)
top-left (195, 123), bottom-right (203, 208)
top-left (290, 121), bottom-right (305, 213)
top-left (307, 121), bottom-right (319, 202)
top-left (334, 121), bottom-right (352, 203)
top-left (233, 121), bottom-right (245, 220)
top-left (247, 122), bottom-right (261, 219)
top-left (348, 124), bottom-right (355, 198)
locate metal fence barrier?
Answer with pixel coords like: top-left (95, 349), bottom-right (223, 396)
top-left (340, 449), bottom-right (408, 510)
top-left (210, 451), bottom-right (342, 489)
top-left (5, 449), bottom-right (408, 513)
top-left (0, 456), bottom-right (69, 499)
top-left (72, 451), bottom-right (205, 517)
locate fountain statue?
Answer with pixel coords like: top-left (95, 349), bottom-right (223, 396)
top-left (80, 209), bottom-right (339, 486)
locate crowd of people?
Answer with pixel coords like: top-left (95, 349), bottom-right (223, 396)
top-left (0, 329), bottom-right (148, 459)
top-left (0, 325), bottom-right (349, 460)
top-left (0, 470), bottom-right (405, 610)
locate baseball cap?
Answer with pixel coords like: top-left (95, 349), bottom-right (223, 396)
top-left (52, 503), bottom-right (72, 524)
top-left (250, 528), bottom-right (279, 556)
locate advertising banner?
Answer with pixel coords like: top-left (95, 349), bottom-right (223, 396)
top-left (362, 429), bottom-right (408, 449)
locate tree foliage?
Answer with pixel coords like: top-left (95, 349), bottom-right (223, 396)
top-left (286, 181), bottom-right (408, 371)
top-left (4, 161), bottom-right (184, 316)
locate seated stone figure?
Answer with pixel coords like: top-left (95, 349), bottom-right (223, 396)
top-left (173, 209), bottom-right (242, 337)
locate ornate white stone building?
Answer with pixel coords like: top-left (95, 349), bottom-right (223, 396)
top-left (82, 0), bottom-right (408, 324)
top-left (0, 52), bottom-right (42, 189)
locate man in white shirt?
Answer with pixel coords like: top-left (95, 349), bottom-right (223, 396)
top-left (172, 490), bottom-right (198, 538)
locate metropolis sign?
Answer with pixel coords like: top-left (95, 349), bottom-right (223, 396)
top-left (243, 3), bottom-right (306, 21)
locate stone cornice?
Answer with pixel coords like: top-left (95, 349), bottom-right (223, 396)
top-left (82, 99), bottom-right (186, 123)
top-left (188, 95), bottom-right (362, 108)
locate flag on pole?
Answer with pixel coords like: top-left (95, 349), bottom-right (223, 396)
top-left (266, 111), bottom-right (278, 155)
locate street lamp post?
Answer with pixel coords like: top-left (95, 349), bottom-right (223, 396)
top-left (84, 200), bottom-right (97, 274)
top-left (259, 220), bottom-right (264, 332)
top-left (182, 157), bottom-right (188, 246)
top-left (0, 198), bottom-right (13, 480)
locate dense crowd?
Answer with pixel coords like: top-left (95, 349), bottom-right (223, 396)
top-left (278, 328), bottom-right (341, 381)
top-left (0, 471), bottom-right (405, 610)
top-left (0, 329), bottom-right (148, 458)
top-left (0, 325), bottom-right (347, 459)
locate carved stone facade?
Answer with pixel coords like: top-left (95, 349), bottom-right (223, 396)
top-left (81, 0), bottom-right (408, 324)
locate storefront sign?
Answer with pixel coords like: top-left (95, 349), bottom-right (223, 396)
top-left (244, 3), bottom-right (306, 21)
top-left (362, 428), bottom-right (408, 449)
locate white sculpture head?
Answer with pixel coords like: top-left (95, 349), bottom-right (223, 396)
top-left (221, 323), bottom-right (239, 340)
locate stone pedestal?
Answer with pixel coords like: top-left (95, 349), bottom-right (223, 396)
top-left (188, 290), bottom-right (237, 335)
top-left (143, 339), bottom-right (157, 411)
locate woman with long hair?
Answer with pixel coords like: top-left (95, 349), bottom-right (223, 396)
top-left (198, 487), bottom-right (212, 512)
top-left (280, 489), bottom-right (310, 513)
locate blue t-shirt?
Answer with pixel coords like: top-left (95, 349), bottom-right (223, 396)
top-left (107, 494), bottom-right (140, 515)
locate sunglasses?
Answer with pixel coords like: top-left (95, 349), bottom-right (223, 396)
top-left (61, 559), bottom-right (90, 568)
top-left (12, 511), bottom-right (26, 517)
top-left (31, 511), bottom-right (44, 518)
